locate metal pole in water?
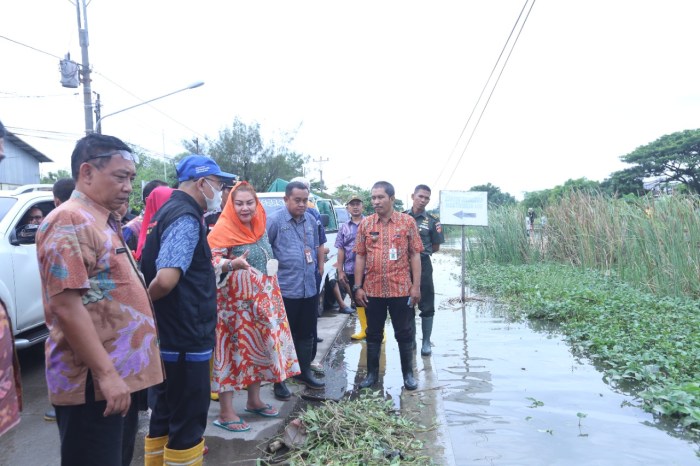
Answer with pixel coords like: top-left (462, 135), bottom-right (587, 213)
top-left (461, 225), bottom-right (466, 302)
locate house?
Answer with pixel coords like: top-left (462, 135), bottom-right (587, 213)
top-left (0, 130), bottom-right (52, 190)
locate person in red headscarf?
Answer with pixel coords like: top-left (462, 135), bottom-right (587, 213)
top-left (207, 182), bottom-right (299, 433)
top-left (134, 186), bottom-right (174, 262)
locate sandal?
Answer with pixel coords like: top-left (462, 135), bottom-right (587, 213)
top-left (244, 403), bottom-right (279, 418)
top-left (213, 418), bottom-right (251, 432)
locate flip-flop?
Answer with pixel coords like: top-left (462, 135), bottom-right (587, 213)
top-left (244, 403), bottom-right (279, 418)
top-left (213, 418), bottom-right (251, 432)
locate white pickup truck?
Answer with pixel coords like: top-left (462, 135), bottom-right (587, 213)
top-left (0, 185), bottom-right (55, 349)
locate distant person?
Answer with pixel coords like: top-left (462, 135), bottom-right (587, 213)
top-left (52, 178), bottom-right (75, 206)
top-left (122, 179), bottom-right (168, 252)
top-left (527, 208), bottom-right (536, 236)
top-left (21, 206), bottom-right (43, 225)
top-left (133, 185), bottom-right (173, 262)
top-left (140, 155), bottom-right (234, 465)
top-left (354, 181), bottom-right (423, 391)
top-left (208, 182), bottom-right (299, 432)
top-left (36, 133), bottom-right (164, 466)
top-left (266, 181), bottom-right (325, 400)
top-left (405, 184), bottom-right (444, 357)
top-left (0, 119), bottom-right (22, 438)
top-left (336, 195), bottom-right (367, 337)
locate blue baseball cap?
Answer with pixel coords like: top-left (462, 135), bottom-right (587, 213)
top-left (176, 155), bottom-right (236, 182)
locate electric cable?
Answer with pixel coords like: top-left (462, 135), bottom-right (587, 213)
top-left (445, 0), bottom-right (536, 187)
top-left (433, 0), bottom-right (532, 189)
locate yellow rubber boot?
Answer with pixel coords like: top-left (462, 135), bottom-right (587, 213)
top-left (163, 439), bottom-right (205, 466)
top-left (210, 356), bottom-right (219, 401)
top-left (350, 307), bottom-right (367, 340)
top-left (144, 435), bottom-right (168, 466)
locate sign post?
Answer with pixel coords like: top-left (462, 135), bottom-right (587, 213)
top-left (439, 191), bottom-right (488, 301)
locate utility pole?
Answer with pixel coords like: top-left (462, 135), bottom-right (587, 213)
top-left (312, 156), bottom-right (329, 190)
top-left (76, 0), bottom-right (94, 134)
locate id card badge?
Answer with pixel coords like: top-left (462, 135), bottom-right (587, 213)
top-left (389, 247), bottom-right (398, 261)
top-left (304, 247), bottom-right (314, 264)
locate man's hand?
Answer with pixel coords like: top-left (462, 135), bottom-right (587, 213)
top-left (49, 289), bottom-right (132, 417)
top-left (409, 284), bottom-right (421, 308)
top-left (338, 271), bottom-right (349, 291)
top-left (355, 288), bottom-right (369, 307)
top-left (96, 369), bottom-right (131, 417)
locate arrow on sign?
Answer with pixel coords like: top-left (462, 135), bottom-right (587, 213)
top-left (453, 211), bottom-right (476, 219)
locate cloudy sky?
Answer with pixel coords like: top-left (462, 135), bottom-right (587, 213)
top-left (2, 1), bottom-right (699, 207)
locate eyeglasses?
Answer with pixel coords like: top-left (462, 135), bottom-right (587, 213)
top-left (85, 149), bottom-right (139, 165)
top-left (204, 178), bottom-right (225, 191)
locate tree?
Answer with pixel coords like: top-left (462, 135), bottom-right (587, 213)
top-left (41, 169), bottom-right (72, 184)
top-left (621, 128), bottom-right (700, 194)
top-left (468, 183), bottom-right (517, 207)
top-left (202, 118), bottom-right (308, 192)
top-left (600, 166), bottom-right (646, 197)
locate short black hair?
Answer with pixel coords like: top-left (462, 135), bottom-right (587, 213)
top-left (372, 181), bottom-right (395, 198)
top-left (285, 181), bottom-right (309, 197)
top-left (53, 178), bottom-right (75, 203)
top-left (142, 179), bottom-right (168, 202)
top-left (414, 184), bottom-right (431, 194)
top-left (70, 133), bottom-right (131, 180)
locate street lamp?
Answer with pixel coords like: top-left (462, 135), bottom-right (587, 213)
top-left (95, 81), bottom-right (204, 134)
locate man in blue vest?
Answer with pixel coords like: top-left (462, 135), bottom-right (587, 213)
top-left (141, 155), bottom-right (236, 465)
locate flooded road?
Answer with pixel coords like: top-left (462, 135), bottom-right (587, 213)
top-left (430, 251), bottom-right (699, 465)
top-left (331, 250), bottom-right (699, 465)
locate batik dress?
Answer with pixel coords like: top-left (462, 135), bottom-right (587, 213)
top-left (211, 232), bottom-right (300, 392)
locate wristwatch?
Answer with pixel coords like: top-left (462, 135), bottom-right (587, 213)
top-left (352, 284), bottom-right (363, 293)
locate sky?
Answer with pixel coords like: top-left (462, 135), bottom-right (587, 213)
top-left (2, 1), bottom-right (699, 208)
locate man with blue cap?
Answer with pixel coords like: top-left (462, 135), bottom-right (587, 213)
top-left (140, 155), bottom-right (239, 465)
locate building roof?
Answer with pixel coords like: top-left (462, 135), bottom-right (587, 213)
top-left (5, 131), bottom-right (53, 163)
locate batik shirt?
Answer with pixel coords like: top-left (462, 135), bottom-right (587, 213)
top-left (0, 301), bottom-right (21, 436)
top-left (36, 191), bottom-right (164, 406)
top-left (335, 217), bottom-right (362, 274)
top-left (354, 211), bottom-right (423, 298)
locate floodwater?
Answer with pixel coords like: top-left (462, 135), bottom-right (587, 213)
top-left (329, 249), bottom-right (700, 465)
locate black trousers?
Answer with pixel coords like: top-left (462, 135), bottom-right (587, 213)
top-left (418, 255), bottom-right (436, 318)
top-left (148, 354), bottom-right (211, 450)
top-left (54, 372), bottom-right (140, 466)
top-left (365, 296), bottom-right (413, 344)
top-left (283, 296), bottom-right (318, 341)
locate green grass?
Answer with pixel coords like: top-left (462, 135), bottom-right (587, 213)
top-left (466, 261), bottom-right (700, 435)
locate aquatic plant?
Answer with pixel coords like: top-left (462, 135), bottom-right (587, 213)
top-left (466, 262), bottom-right (700, 436)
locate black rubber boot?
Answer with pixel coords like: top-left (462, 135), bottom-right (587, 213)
top-left (359, 341), bottom-right (381, 389)
top-left (399, 341), bottom-right (418, 390)
top-left (421, 316), bottom-right (434, 356)
top-left (273, 381), bottom-right (291, 401)
top-left (292, 338), bottom-right (325, 390)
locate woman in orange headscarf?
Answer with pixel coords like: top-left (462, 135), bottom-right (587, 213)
top-left (207, 182), bottom-right (299, 433)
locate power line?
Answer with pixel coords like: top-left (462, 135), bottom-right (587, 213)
top-left (445, 0), bottom-right (536, 188)
top-left (1, 33), bottom-right (204, 142)
top-left (435, 0), bottom-right (537, 189)
top-left (0, 34), bottom-right (64, 61)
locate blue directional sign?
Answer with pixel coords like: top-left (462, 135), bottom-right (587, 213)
top-left (439, 191), bottom-right (488, 226)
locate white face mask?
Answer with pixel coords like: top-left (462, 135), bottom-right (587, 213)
top-left (202, 179), bottom-right (223, 212)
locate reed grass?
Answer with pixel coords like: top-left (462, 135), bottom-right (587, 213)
top-left (467, 192), bottom-right (700, 299)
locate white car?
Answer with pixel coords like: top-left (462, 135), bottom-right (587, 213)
top-left (0, 185), bottom-right (55, 349)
